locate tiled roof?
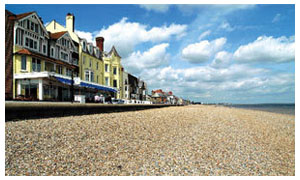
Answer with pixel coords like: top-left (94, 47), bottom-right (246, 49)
top-left (16, 49), bottom-right (31, 55)
top-left (15, 11), bottom-right (35, 20)
top-left (50, 31), bottom-right (68, 40)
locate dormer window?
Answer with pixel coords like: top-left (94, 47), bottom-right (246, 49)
top-left (82, 41), bottom-right (86, 51)
top-left (88, 44), bottom-right (93, 54)
top-left (96, 48), bottom-right (100, 58)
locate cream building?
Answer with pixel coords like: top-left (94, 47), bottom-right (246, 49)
top-left (46, 13), bottom-right (118, 99)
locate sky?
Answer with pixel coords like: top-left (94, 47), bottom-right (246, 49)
top-left (5, 4), bottom-right (295, 104)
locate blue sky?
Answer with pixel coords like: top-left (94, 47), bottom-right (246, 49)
top-left (6, 4), bottom-right (295, 103)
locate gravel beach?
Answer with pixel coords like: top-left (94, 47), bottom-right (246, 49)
top-left (5, 105), bottom-right (295, 176)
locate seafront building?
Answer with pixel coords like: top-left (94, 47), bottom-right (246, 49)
top-left (5, 10), bottom-right (80, 101)
top-left (46, 13), bottom-right (118, 100)
top-left (5, 10), bottom-right (190, 104)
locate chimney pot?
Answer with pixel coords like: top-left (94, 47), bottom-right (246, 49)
top-left (96, 37), bottom-right (104, 52)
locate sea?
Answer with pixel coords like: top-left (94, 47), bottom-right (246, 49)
top-left (225, 103), bottom-right (295, 115)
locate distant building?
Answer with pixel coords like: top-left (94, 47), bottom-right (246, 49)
top-left (122, 71), bottom-right (129, 100)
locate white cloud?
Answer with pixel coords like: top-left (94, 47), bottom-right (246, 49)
top-left (123, 43), bottom-right (170, 75)
top-left (75, 30), bottom-right (94, 45)
top-left (233, 36), bottom-right (295, 63)
top-left (181, 37), bottom-right (227, 63)
top-left (272, 13), bottom-right (281, 23)
top-left (218, 21), bottom-right (234, 32)
top-left (211, 51), bottom-right (232, 68)
top-left (44, 22), bottom-right (50, 27)
top-left (139, 63), bottom-right (293, 103)
top-left (94, 17), bottom-right (187, 57)
top-left (139, 4), bottom-right (170, 13)
top-left (198, 30), bottom-right (211, 40)
top-left (176, 4), bottom-right (255, 15)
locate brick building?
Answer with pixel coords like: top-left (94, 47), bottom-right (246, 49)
top-left (5, 10), bottom-right (15, 100)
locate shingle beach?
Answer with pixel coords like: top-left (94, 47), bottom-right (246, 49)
top-left (5, 105), bottom-right (295, 176)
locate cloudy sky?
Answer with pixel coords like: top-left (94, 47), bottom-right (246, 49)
top-left (6, 4), bottom-right (295, 103)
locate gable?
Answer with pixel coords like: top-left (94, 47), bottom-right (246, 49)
top-left (16, 12), bottom-right (49, 37)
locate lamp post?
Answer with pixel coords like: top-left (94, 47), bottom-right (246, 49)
top-left (71, 58), bottom-right (74, 103)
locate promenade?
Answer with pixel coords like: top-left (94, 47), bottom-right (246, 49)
top-left (5, 105), bottom-right (295, 175)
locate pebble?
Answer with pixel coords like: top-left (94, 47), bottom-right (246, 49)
top-left (5, 105), bottom-right (295, 175)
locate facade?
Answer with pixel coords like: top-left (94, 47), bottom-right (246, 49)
top-left (5, 10), bottom-right (15, 99)
top-left (7, 11), bottom-right (81, 101)
top-left (46, 13), bottom-right (117, 100)
top-left (6, 10), bottom-right (174, 104)
top-left (102, 46), bottom-right (123, 99)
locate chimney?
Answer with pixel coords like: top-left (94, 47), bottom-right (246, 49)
top-left (96, 37), bottom-right (104, 52)
top-left (66, 13), bottom-right (75, 32)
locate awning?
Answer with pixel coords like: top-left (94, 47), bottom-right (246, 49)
top-left (80, 82), bottom-right (117, 93)
top-left (54, 75), bottom-right (117, 93)
top-left (55, 76), bottom-right (73, 85)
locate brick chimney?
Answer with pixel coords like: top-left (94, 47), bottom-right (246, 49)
top-left (96, 37), bottom-right (104, 52)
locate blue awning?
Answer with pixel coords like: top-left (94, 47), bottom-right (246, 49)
top-left (80, 82), bottom-right (117, 93)
top-left (55, 76), bottom-right (73, 85)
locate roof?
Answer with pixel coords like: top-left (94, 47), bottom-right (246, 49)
top-left (6, 10), bottom-right (15, 16)
top-left (16, 49), bottom-right (31, 55)
top-left (7, 11), bottom-right (35, 20)
top-left (15, 48), bottom-right (76, 69)
top-left (50, 31), bottom-right (68, 40)
top-left (108, 46), bottom-right (121, 58)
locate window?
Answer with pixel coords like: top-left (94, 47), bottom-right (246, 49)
top-left (89, 59), bottom-right (92, 67)
top-left (21, 55), bottom-right (26, 70)
top-left (50, 47), bottom-right (55, 57)
top-left (83, 41), bottom-right (86, 51)
top-left (25, 37), bottom-right (38, 50)
top-left (60, 52), bottom-right (69, 61)
top-left (29, 39), bottom-right (33, 48)
top-left (30, 21), bottom-right (34, 31)
top-left (85, 71), bottom-right (90, 81)
top-left (34, 24), bottom-right (39, 33)
top-left (26, 20), bottom-right (30, 29)
top-left (33, 41), bottom-right (37, 50)
top-left (90, 72), bottom-right (94, 82)
top-left (43, 45), bottom-right (46, 54)
top-left (113, 67), bottom-right (117, 75)
top-left (105, 64), bottom-right (109, 72)
top-left (57, 66), bottom-right (63, 74)
top-left (113, 80), bottom-right (117, 88)
top-left (96, 62), bottom-right (98, 70)
top-left (105, 77), bottom-right (109, 86)
top-left (32, 58), bottom-right (41, 72)
top-left (66, 68), bottom-right (72, 77)
top-left (97, 75), bottom-right (99, 83)
top-left (125, 86), bottom-right (127, 91)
